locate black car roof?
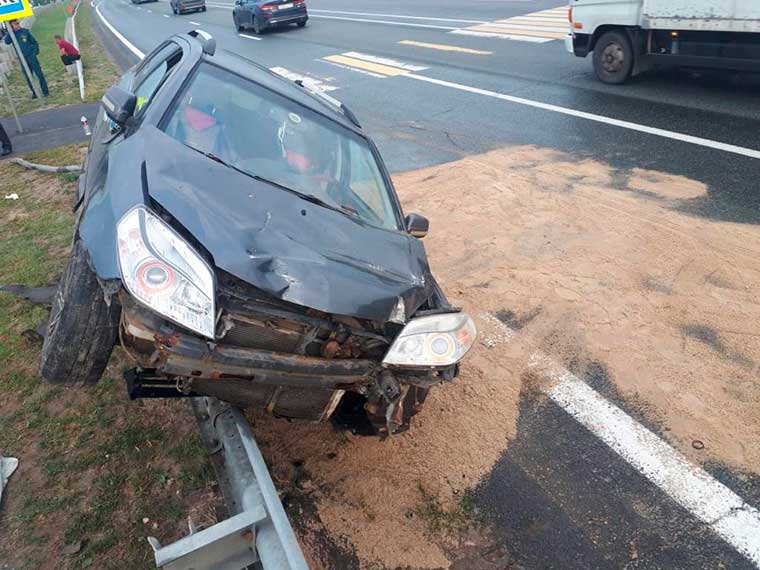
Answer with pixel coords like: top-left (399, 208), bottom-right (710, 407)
top-left (186, 36), bottom-right (360, 133)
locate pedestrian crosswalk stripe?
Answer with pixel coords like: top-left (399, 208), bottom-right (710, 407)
top-left (451, 30), bottom-right (553, 43)
top-left (270, 67), bottom-right (339, 93)
top-left (453, 5), bottom-right (569, 43)
top-left (466, 26), bottom-right (566, 39)
top-left (323, 55), bottom-right (410, 77)
top-left (321, 52), bottom-right (428, 77)
top-left (398, 40), bottom-right (493, 55)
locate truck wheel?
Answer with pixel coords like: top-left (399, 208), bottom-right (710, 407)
top-left (40, 239), bottom-right (120, 385)
top-left (593, 30), bottom-right (634, 84)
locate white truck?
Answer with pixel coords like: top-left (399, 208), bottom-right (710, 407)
top-left (566, 0), bottom-right (760, 84)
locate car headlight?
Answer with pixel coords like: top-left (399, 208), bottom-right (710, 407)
top-left (117, 206), bottom-right (215, 338)
top-left (383, 312), bottom-right (476, 367)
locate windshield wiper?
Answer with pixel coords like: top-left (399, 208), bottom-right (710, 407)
top-left (252, 174), bottom-right (359, 219)
top-left (187, 145), bottom-right (360, 220)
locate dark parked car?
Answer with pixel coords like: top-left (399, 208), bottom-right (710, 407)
top-left (171, 0), bottom-right (206, 15)
top-left (233, 0), bottom-right (307, 34)
top-left (40, 31), bottom-right (476, 436)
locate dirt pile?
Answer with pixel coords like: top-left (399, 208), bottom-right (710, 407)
top-left (252, 144), bottom-right (760, 570)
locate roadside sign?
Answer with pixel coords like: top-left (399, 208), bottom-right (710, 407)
top-left (0, 0), bottom-right (34, 23)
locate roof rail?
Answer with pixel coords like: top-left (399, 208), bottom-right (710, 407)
top-left (293, 80), bottom-right (362, 128)
top-left (187, 29), bottom-right (216, 56)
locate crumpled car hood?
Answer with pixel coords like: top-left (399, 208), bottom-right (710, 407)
top-left (143, 129), bottom-right (433, 322)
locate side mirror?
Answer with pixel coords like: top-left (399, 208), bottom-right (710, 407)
top-left (101, 85), bottom-right (137, 127)
top-left (405, 213), bottom-right (429, 238)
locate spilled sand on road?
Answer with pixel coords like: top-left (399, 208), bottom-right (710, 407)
top-left (250, 145), bottom-right (760, 570)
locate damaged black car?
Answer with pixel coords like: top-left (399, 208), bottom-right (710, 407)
top-left (40, 30), bottom-right (476, 436)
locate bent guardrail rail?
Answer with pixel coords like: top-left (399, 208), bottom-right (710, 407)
top-left (148, 397), bottom-right (309, 570)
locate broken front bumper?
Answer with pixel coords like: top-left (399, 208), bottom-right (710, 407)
top-left (118, 294), bottom-right (446, 434)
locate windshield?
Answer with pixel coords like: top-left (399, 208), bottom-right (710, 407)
top-left (164, 64), bottom-right (401, 231)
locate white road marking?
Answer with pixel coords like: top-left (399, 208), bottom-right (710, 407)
top-left (163, 13), bottom-right (169, 17)
top-left (239, 33), bottom-right (261, 40)
top-left (405, 73), bottom-right (760, 160)
top-left (450, 29), bottom-right (553, 42)
top-left (398, 40), bottom-right (493, 55)
top-left (533, 353), bottom-right (760, 567)
top-left (342, 51), bottom-right (427, 71)
top-left (270, 66), bottom-right (339, 92)
top-left (147, 8), bottom-right (152, 12)
top-left (308, 9), bottom-right (486, 24)
top-left (95, 3), bottom-right (146, 58)
top-left (318, 59), bottom-right (386, 79)
top-left (308, 14), bottom-right (457, 30)
top-left (481, 22), bottom-right (567, 33)
top-left (480, 313), bottom-right (760, 567)
top-left (189, 20), bottom-right (200, 24)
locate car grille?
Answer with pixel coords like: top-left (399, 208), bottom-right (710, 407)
top-left (222, 314), bottom-right (304, 353)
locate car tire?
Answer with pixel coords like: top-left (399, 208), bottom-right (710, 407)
top-left (593, 30), bottom-right (634, 85)
top-left (297, 19), bottom-right (306, 27)
top-left (253, 16), bottom-right (263, 34)
top-left (39, 239), bottom-right (120, 385)
top-left (201, 6), bottom-right (206, 11)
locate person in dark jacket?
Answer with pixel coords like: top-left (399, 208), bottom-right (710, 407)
top-left (0, 122), bottom-right (11, 156)
top-left (3, 20), bottom-right (49, 98)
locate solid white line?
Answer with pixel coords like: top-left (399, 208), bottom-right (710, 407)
top-left (95, 2), bottom-right (146, 58)
top-left (239, 33), bottom-right (262, 40)
top-left (405, 73), bottom-right (760, 159)
top-left (308, 14), bottom-right (457, 30)
top-left (309, 9), bottom-right (486, 24)
top-left (537, 356), bottom-right (760, 567)
top-left (450, 30), bottom-right (553, 42)
top-left (342, 51), bottom-right (427, 71)
top-left (481, 312), bottom-right (760, 566)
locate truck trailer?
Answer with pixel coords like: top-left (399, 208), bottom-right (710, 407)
top-left (566, 0), bottom-right (760, 84)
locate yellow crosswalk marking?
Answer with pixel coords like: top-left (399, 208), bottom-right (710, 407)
top-left (398, 40), bottom-right (492, 55)
top-left (323, 55), bottom-right (409, 76)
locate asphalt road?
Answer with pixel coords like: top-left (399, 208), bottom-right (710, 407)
top-left (90, 1), bottom-right (760, 568)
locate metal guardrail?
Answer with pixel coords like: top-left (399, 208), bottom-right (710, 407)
top-left (147, 397), bottom-right (309, 570)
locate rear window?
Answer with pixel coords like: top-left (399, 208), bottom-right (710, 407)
top-left (163, 64), bottom-right (401, 231)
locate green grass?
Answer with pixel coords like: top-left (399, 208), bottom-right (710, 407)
top-left (0, 145), bottom-right (219, 570)
top-left (415, 483), bottom-right (480, 535)
top-left (0, 1), bottom-right (120, 116)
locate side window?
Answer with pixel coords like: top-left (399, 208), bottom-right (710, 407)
top-left (133, 46), bottom-right (182, 115)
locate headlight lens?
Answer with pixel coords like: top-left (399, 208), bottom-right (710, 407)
top-left (383, 312), bottom-right (477, 367)
top-left (117, 206), bottom-right (215, 338)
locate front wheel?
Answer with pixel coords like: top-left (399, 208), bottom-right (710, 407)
top-left (297, 19), bottom-right (306, 27)
top-left (40, 239), bottom-right (120, 385)
top-left (201, 6), bottom-right (206, 11)
top-left (593, 30), bottom-right (634, 85)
